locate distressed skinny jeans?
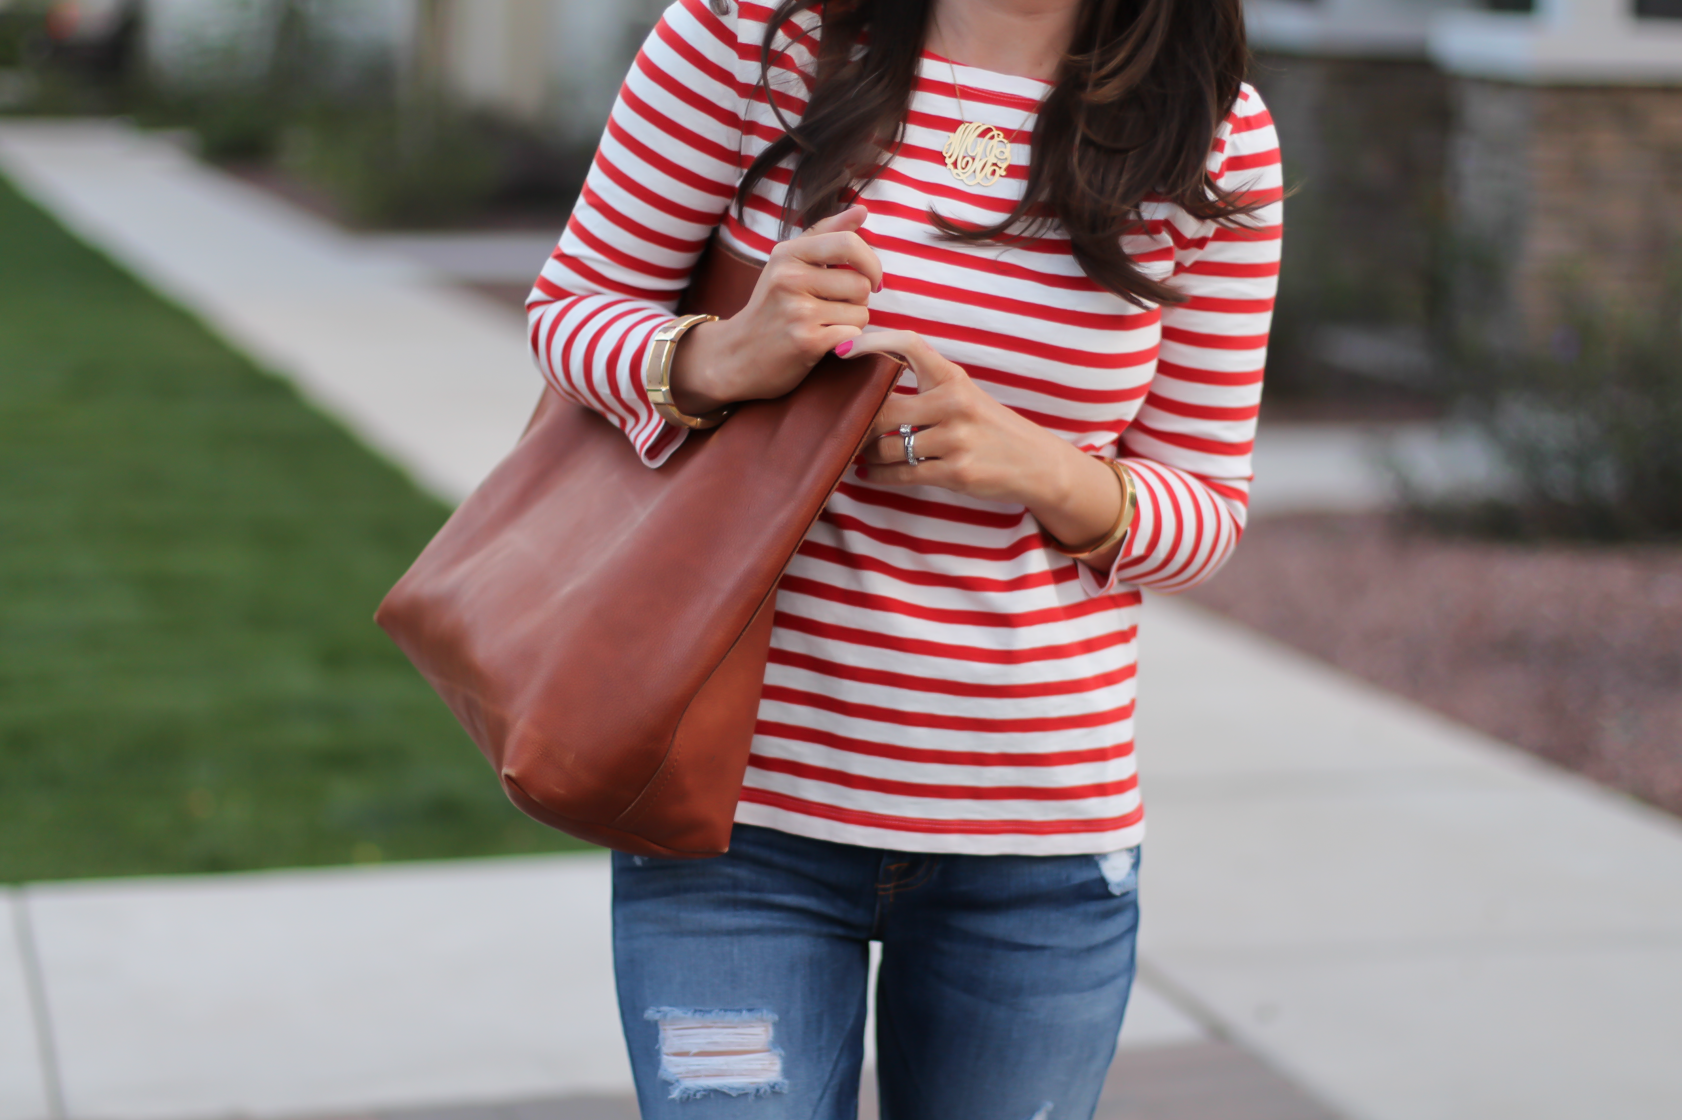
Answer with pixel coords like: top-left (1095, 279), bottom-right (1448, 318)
top-left (612, 823), bottom-right (1140, 1119)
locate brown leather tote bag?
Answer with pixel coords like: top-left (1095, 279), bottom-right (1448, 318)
top-left (375, 242), bottom-right (901, 858)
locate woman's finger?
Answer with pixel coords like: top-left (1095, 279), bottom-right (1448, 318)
top-left (868, 391), bottom-right (954, 440)
top-left (862, 421), bottom-right (957, 465)
top-left (804, 267), bottom-right (874, 305)
top-left (838, 330), bottom-right (964, 391)
top-left (813, 323), bottom-right (866, 355)
top-left (799, 204), bottom-right (868, 238)
top-left (858, 456), bottom-right (959, 490)
top-left (786, 233), bottom-right (884, 292)
top-left (814, 299), bottom-right (870, 330)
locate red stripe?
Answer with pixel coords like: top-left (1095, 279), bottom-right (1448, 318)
top-left (821, 509), bottom-right (1046, 562)
top-left (1118, 461), bottom-right (1190, 585)
top-left (832, 481), bottom-right (1029, 530)
top-left (863, 225), bottom-right (1100, 290)
top-left (773, 611), bottom-right (1138, 665)
top-left (738, 787), bottom-right (1146, 836)
top-left (747, 753), bottom-right (1140, 802)
top-left (1222, 148), bottom-right (1281, 173)
top-left (1127, 418), bottom-right (1254, 457)
top-left (779, 574), bottom-right (1121, 629)
top-left (1211, 222), bottom-right (1283, 243)
top-left (885, 274), bottom-right (1147, 332)
top-left (1229, 109), bottom-right (1275, 135)
top-left (580, 183), bottom-right (707, 254)
top-left (593, 146), bottom-right (719, 226)
top-left (767, 647), bottom-right (1134, 699)
top-left (598, 308), bottom-right (667, 425)
top-left (1184, 259), bottom-right (1281, 279)
top-left (678, 0), bottom-right (735, 47)
top-left (1140, 394), bottom-right (1260, 424)
top-left (762, 683), bottom-right (1133, 732)
top-left (607, 100), bottom-right (736, 198)
top-left (1161, 324), bottom-right (1270, 352)
top-left (1154, 360), bottom-right (1265, 388)
top-left (755, 720), bottom-right (1136, 767)
top-left (566, 216), bottom-right (690, 281)
top-left (571, 304), bottom-right (647, 423)
top-left (1180, 294), bottom-right (1276, 315)
top-left (795, 539), bottom-right (1073, 594)
top-left (871, 310), bottom-right (1160, 371)
top-left (630, 47), bottom-right (742, 141)
top-left (549, 251), bottom-right (672, 303)
top-left (653, 13), bottom-right (736, 90)
top-left (965, 363), bottom-right (1154, 408)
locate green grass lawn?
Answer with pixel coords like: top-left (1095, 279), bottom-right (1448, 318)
top-left (0, 174), bottom-right (584, 881)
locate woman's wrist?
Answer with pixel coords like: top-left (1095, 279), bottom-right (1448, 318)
top-left (667, 319), bottom-right (738, 416)
top-left (1026, 438), bottom-right (1127, 554)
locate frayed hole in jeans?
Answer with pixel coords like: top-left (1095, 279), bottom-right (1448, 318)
top-left (1096, 848), bottom-right (1139, 896)
top-left (645, 1008), bottom-right (787, 1099)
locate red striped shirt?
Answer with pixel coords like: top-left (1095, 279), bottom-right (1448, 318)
top-left (527, 0), bottom-right (1283, 854)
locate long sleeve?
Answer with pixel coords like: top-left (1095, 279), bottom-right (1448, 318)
top-left (525, 0), bottom-right (751, 467)
top-left (1087, 86), bottom-right (1283, 596)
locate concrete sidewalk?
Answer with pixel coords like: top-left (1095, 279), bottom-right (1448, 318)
top-left (3, 119), bottom-right (1680, 1120)
top-left (1, 858), bottom-right (1218, 1120)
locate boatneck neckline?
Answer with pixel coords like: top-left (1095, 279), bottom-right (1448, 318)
top-left (920, 48), bottom-right (1055, 89)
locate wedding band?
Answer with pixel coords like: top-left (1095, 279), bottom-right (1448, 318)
top-left (900, 423), bottom-right (921, 467)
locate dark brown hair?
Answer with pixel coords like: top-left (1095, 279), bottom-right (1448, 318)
top-left (729, 0), bottom-right (1256, 306)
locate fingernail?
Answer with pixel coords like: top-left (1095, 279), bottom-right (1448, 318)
top-left (874, 279), bottom-right (885, 294)
top-left (835, 340), bottom-right (854, 358)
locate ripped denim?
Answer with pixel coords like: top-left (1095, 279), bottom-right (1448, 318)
top-left (612, 824), bottom-right (1140, 1119)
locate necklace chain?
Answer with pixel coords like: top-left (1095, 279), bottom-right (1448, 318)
top-left (946, 55), bottom-right (968, 122)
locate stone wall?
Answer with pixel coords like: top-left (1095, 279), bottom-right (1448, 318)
top-left (1448, 79), bottom-right (1682, 347)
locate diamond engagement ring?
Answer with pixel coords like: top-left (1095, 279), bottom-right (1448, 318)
top-left (900, 423), bottom-right (922, 467)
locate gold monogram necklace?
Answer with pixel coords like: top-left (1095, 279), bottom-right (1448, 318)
top-left (938, 50), bottom-right (1041, 189)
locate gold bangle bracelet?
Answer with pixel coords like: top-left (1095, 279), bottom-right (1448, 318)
top-left (1045, 458), bottom-right (1137, 559)
top-left (645, 313), bottom-right (733, 430)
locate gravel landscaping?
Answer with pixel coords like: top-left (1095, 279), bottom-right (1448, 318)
top-left (1190, 513), bottom-right (1682, 818)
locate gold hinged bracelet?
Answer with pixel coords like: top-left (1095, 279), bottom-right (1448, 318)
top-left (645, 313), bottom-right (733, 430)
top-left (1045, 458), bottom-right (1137, 559)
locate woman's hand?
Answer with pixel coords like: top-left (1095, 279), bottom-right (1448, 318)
top-left (669, 205), bottom-right (882, 415)
top-left (844, 329), bottom-right (1128, 564)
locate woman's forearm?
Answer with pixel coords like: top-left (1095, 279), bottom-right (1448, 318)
top-left (1020, 434), bottom-right (1130, 572)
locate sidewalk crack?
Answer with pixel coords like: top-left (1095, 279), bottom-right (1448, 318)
top-left (9, 888), bottom-right (67, 1120)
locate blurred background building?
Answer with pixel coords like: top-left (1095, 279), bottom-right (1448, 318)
top-left (72, 0), bottom-right (669, 146)
top-left (1248, 0), bottom-right (1682, 382)
top-left (16, 0), bottom-right (1680, 351)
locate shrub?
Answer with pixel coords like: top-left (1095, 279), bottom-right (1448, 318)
top-left (1432, 267), bottom-right (1682, 540)
top-left (279, 103), bottom-right (503, 228)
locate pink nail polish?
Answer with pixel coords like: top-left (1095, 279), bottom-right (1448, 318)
top-left (835, 340), bottom-right (854, 358)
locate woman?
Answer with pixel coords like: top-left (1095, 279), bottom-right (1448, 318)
top-left (527, 0), bottom-right (1280, 1114)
